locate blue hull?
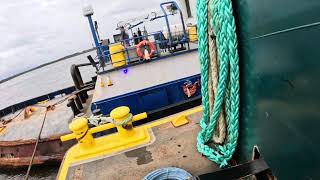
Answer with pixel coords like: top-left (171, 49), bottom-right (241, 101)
top-left (92, 74), bottom-right (201, 115)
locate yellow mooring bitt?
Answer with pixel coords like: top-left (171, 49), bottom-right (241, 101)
top-left (57, 106), bottom-right (202, 180)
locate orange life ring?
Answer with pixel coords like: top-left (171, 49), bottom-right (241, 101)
top-left (136, 40), bottom-right (156, 60)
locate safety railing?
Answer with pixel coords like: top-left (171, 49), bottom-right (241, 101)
top-left (92, 30), bottom-right (196, 73)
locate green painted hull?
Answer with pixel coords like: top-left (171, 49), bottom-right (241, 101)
top-left (234, 0), bottom-right (320, 179)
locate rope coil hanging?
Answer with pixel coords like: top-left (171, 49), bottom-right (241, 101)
top-left (196, 0), bottom-right (240, 167)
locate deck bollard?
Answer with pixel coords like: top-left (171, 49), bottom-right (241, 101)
top-left (60, 106), bottom-right (148, 149)
top-left (110, 106), bottom-right (134, 137)
top-left (68, 117), bottom-right (95, 149)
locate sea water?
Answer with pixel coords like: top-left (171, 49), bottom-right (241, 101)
top-left (0, 50), bottom-right (97, 179)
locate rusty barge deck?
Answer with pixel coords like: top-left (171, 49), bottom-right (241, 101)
top-left (0, 93), bottom-right (93, 167)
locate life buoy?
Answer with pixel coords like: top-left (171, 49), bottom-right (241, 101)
top-left (136, 40), bottom-right (156, 60)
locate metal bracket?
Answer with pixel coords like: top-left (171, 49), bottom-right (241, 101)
top-left (198, 146), bottom-right (277, 180)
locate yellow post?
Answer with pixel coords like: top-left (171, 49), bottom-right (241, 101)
top-left (107, 76), bottom-right (113, 86)
top-left (69, 117), bottom-right (95, 149)
top-left (188, 25), bottom-right (198, 42)
top-left (110, 106), bottom-right (135, 137)
top-left (109, 43), bottom-right (126, 67)
top-left (100, 76), bottom-right (105, 87)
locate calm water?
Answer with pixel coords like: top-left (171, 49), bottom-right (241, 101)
top-left (0, 51), bottom-right (97, 110)
top-left (0, 50), bottom-right (97, 179)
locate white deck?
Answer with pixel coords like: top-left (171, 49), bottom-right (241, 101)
top-left (92, 50), bottom-right (200, 103)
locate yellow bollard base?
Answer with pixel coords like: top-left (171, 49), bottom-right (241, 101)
top-left (78, 128), bottom-right (150, 159)
top-left (58, 127), bottom-right (152, 180)
top-left (171, 115), bottom-right (189, 127)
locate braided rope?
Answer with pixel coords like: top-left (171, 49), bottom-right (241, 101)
top-left (208, 0), bottom-right (226, 144)
top-left (88, 114), bottom-right (133, 126)
top-left (196, 0), bottom-right (240, 167)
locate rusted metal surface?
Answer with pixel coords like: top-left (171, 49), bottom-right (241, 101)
top-left (0, 98), bottom-right (73, 168)
top-left (0, 94), bottom-right (92, 168)
top-left (0, 100), bottom-right (73, 142)
top-left (66, 111), bottom-right (219, 180)
top-left (0, 137), bottom-right (76, 168)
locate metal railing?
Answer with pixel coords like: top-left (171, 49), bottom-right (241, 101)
top-left (92, 30), bottom-right (196, 72)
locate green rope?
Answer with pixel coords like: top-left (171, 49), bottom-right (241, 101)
top-left (196, 0), bottom-right (240, 167)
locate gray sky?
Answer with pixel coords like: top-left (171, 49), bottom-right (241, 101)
top-left (0, 0), bottom-right (173, 80)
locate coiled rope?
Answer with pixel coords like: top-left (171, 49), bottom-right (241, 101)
top-left (143, 167), bottom-right (192, 180)
top-left (196, 0), bottom-right (240, 167)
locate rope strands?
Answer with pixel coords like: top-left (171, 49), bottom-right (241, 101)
top-left (208, 0), bottom-right (226, 144)
top-left (25, 107), bottom-right (49, 180)
top-left (87, 113), bottom-right (133, 126)
top-left (143, 167), bottom-right (193, 180)
top-left (196, 0), bottom-right (240, 167)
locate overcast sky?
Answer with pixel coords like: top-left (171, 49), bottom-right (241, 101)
top-left (0, 0), bottom-right (177, 80)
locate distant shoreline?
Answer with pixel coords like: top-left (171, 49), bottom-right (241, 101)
top-left (0, 48), bottom-right (95, 84)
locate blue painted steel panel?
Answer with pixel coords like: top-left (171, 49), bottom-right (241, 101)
top-left (92, 74), bottom-right (201, 115)
top-left (141, 89), bottom-right (169, 112)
